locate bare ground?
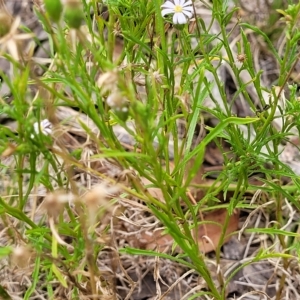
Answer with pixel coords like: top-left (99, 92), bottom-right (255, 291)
top-left (1, 0), bottom-right (300, 299)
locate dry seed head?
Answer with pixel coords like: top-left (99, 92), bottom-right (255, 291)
top-left (152, 70), bottom-right (165, 85)
top-left (113, 21), bottom-right (122, 37)
top-left (134, 74), bottom-right (146, 86)
top-left (84, 184), bottom-right (118, 228)
top-left (236, 8), bottom-right (242, 21)
top-left (11, 245), bottom-right (33, 268)
top-left (0, 16), bottom-right (34, 61)
top-left (97, 70), bottom-right (119, 95)
top-left (84, 183), bottom-right (117, 208)
top-left (43, 191), bottom-right (69, 218)
top-left (106, 91), bottom-right (128, 111)
top-left (83, 184), bottom-right (109, 207)
top-left (0, 12), bottom-right (12, 37)
top-left (237, 53), bottom-right (247, 63)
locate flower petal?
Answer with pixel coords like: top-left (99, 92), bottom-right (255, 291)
top-left (161, 8), bottom-right (175, 16)
top-left (182, 6), bottom-right (193, 13)
top-left (178, 0), bottom-right (186, 6)
top-left (161, 1), bottom-right (175, 9)
top-left (173, 0), bottom-right (181, 5)
top-left (173, 13), bottom-right (179, 24)
top-left (182, 9), bottom-right (193, 18)
top-left (173, 12), bottom-right (187, 24)
top-left (182, 0), bottom-right (193, 7)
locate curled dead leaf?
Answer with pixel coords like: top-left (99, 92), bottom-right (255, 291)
top-left (138, 209), bottom-right (239, 254)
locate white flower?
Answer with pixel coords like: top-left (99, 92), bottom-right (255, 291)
top-left (161, 0), bottom-right (193, 25)
top-left (32, 119), bottom-right (53, 136)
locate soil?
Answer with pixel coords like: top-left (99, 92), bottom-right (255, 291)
top-left (1, 1), bottom-right (300, 300)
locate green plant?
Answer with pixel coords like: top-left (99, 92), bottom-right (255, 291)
top-left (1, 0), bottom-right (300, 299)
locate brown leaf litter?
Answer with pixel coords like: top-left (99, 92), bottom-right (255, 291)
top-left (1, 0), bottom-right (300, 299)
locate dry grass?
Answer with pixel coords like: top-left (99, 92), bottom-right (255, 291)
top-left (1, 0), bottom-right (300, 299)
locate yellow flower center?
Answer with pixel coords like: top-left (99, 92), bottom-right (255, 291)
top-left (174, 5), bottom-right (183, 13)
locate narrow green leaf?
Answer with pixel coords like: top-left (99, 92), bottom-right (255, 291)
top-left (240, 23), bottom-right (281, 62)
top-left (0, 246), bottom-right (12, 259)
top-left (52, 264), bottom-right (68, 288)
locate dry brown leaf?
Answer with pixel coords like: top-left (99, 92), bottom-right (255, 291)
top-left (140, 176), bottom-right (166, 202)
top-left (196, 208), bottom-right (240, 253)
top-left (140, 160), bottom-right (205, 203)
top-left (138, 209), bottom-right (239, 254)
